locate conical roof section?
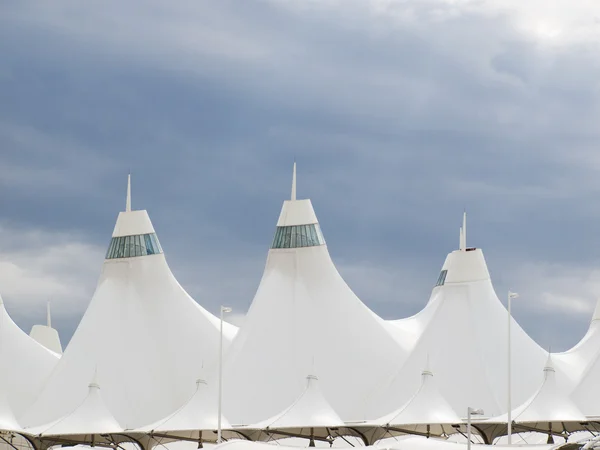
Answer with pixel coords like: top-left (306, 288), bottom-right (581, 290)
top-left (554, 297), bottom-right (600, 389)
top-left (350, 360), bottom-right (460, 444)
top-left (137, 377), bottom-right (231, 433)
top-left (571, 328), bottom-right (600, 418)
top-left (485, 354), bottom-right (586, 438)
top-left (367, 215), bottom-right (547, 419)
top-left (22, 176), bottom-right (238, 429)
top-left (0, 371), bottom-right (21, 432)
top-left (28, 373), bottom-right (122, 437)
top-left (376, 360), bottom-right (461, 427)
top-left (218, 165), bottom-right (405, 424)
top-left (0, 295), bottom-right (59, 419)
top-left (252, 375), bottom-right (344, 430)
top-left (510, 354), bottom-right (586, 424)
top-left (243, 375), bottom-right (344, 444)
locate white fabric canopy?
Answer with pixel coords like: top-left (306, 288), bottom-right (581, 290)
top-left (22, 194), bottom-right (237, 430)
top-left (369, 247), bottom-right (547, 419)
top-left (484, 354), bottom-right (587, 439)
top-left (243, 375), bottom-right (345, 443)
top-left (0, 386), bottom-right (21, 433)
top-left (0, 295), bottom-right (59, 419)
top-left (350, 360), bottom-right (461, 443)
top-left (133, 378), bottom-right (233, 444)
top-left (27, 375), bottom-right (122, 438)
top-left (553, 301), bottom-right (600, 390)
top-left (570, 313), bottom-right (600, 418)
top-left (217, 189), bottom-right (405, 425)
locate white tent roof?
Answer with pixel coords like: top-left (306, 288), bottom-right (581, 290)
top-left (27, 374), bottom-right (122, 438)
top-left (22, 177), bottom-right (238, 429)
top-left (554, 299), bottom-right (600, 390)
top-left (486, 354), bottom-right (586, 431)
top-left (0, 382), bottom-right (21, 432)
top-left (570, 310), bottom-right (600, 418)
top-left (0, 295), bottom-right (59, 419)
top-left (251, 374), bottom-right (344, 430)
top-left (352, 359), bottom-right (461, 443)
top-left (368, 220), bottom-right (547, 420)
top-left (376, 359), bottom-right (460, 427)
top-left (243, 374), bottom-right (344, 443)
top-left (218, 166), bottom-right (405, 425)
top-left (133, 377), bottom-right (232, 443)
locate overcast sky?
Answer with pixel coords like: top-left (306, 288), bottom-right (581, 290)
top-left (1, 0), bottom-right (600, 351)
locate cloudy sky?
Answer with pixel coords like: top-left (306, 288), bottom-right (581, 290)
top-left (1, 0), bottom-right (600, 351)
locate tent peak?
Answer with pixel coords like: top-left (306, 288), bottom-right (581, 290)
top-left (89, 368), bottom-right (100, 390)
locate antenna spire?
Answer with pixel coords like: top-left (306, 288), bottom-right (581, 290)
top-left (291, 161), bottom-right (297, 201)
top-left (46, 301), bottom-right (52, 328)
top-left (459, 211), bottom-right (467, 251)
top-left (463, 210), bottom-right (467, 249)
top-left (126, 173), bottom-right (132, 212)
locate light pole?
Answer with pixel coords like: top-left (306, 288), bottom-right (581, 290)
top-left (507, 291), bottom-right (519, 445)
top-left (217, 306), bottom-right (232, 444)
top-left (467, 407), bottom-right (484, 450)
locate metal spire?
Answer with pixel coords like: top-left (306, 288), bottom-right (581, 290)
top-left (46, 301), bottom-right (52, 328)
top-left (463, 211), bottom-right (467, 249)
top-left (291, 161), bottom-right (297, 201)
top-left (126, 173), bottom-right (131, 212)
top-left (460, 211), bottom-right (467, 251)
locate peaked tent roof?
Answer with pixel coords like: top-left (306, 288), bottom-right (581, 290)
top-left (244, 374), bottom-right (345, 443)
top-left (0, 295), bottom-right (59, 419)
top-left (570, 315), bottom-right (600, 418)
top-left (22, 176), bottom-right (237, 429)
top-left (217, 165), bottom-right (405, 425)
top-left (368, 217), bottom-right (547, 420)
top-left (0, 377), bottom-right (21, 433)
top-left (481, 354), bottom-right (587, 442)
top-left (351, 359), bottom-right (462, 444)
top-left (554, 299), bottom-right (600, 390)
top-left (27, 374), bottom-right (122, 438)
top-left (510, 355), bottom-right (586, 425)
top-left (133, 377), bottom-right (235, 444)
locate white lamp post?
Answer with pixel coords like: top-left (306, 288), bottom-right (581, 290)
top-left (467, 407), bottom-right (484, 450)
top-left (217, 306), bottom-right (232, 444)
top-left (507, 291), bottom-right (519, 445)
